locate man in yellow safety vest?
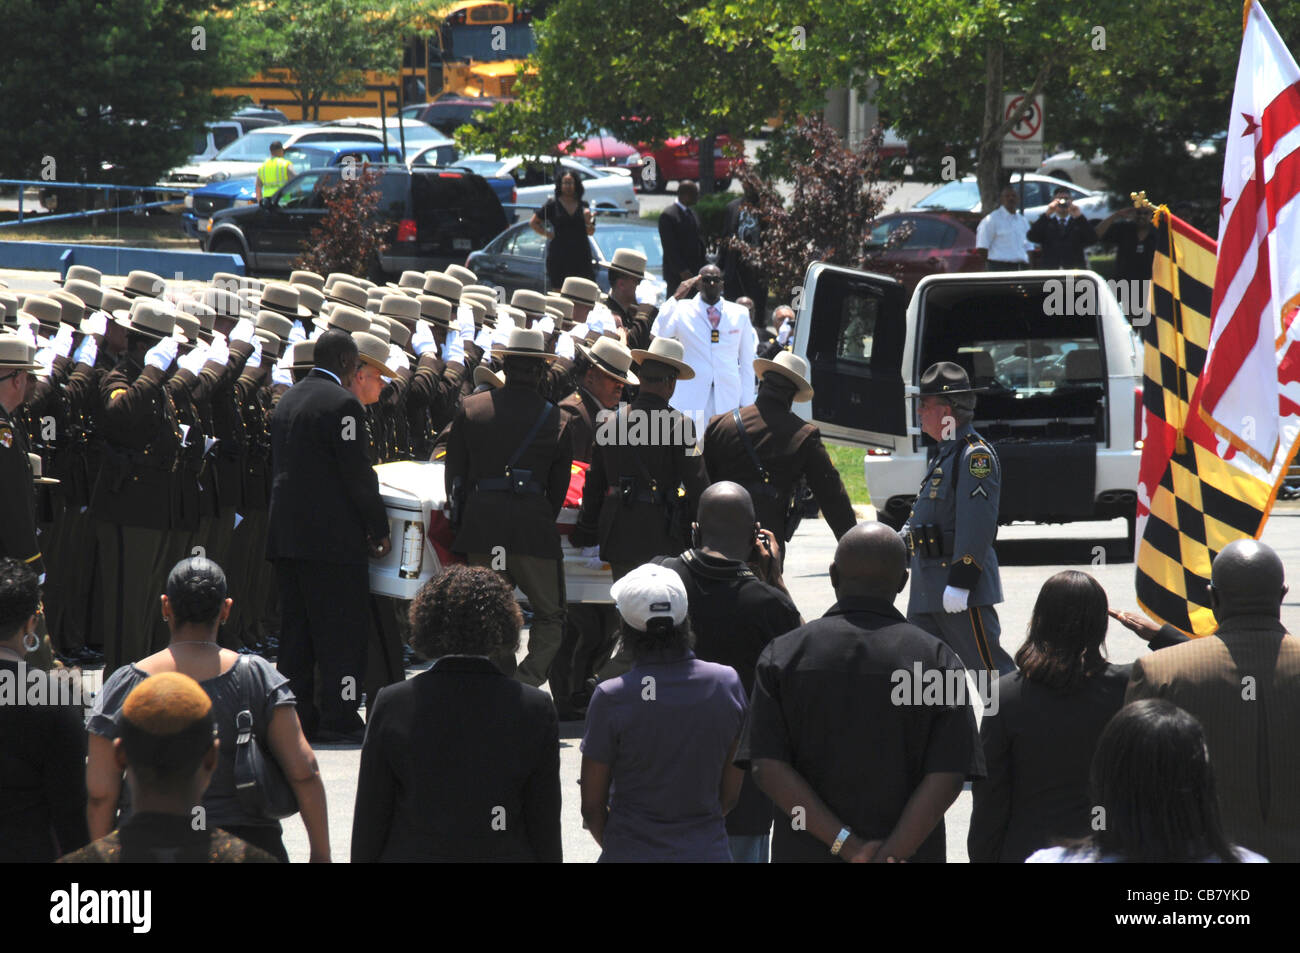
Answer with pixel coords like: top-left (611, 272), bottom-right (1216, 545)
top-left (255, 141), bottom-right (294, 202)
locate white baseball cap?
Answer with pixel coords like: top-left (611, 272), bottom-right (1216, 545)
top-left (610, 564), bottom-right (689, 631)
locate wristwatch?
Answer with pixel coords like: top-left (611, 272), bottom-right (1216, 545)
top-left (830, 826), bottom-right (852, 857)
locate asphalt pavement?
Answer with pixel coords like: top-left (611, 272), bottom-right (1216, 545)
top-left (281, 500), bottom-right (1300, 863)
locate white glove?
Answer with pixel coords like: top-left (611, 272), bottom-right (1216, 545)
top-left (207, 334), bottom-right (230, 367)
top-left (634, 281), bottom-right (654, 305)
top-left (411, 319), bottom-right (437, 357)
top-left (51, 324), bottom-right (75, 358)
top-left (388, 344), bottom-right (410, 372)
top-left (144, 336), bottom-right (179, 372)
top-left (942, 586), bottom-right (970, 614)
top-left (536, 315), bottom-right (555, 336)
top-left (567, 321), bottom-right (588, 339)
top-left (74, 334), bottom-right (98, 367)
top-left (777, 321), bottom-right (792, 345)
top-left (309, 324), bottom-right (324, 341)
top-left (177, 344), bottom-right (208, 376)
top-left (34, 347), bottom-right (55, 376)
top-left (494, 311), bottom-right (516, 331)
top-left (84, 310), bottom-right (109, 338)
top-left (474, 326), bottom-right (493, 351)
top-left (454, 307), bottom-right (476, 336)
top-left (272, 358), bottom-right (293, 388)
top-left (16, 323), bottom-right (37, 347)
top-left (587, 310), bottom-right (606, 335)
top-left (230, 317), bottom-right (255, 344)
top-left (246, 336), bottom-right (263, 369)
top-left (442, 331), bottom-right (465, 365)
top-left (289, 320), bottom-right (307, 344)
top-left (580, 545), bottom-right (600, 558)
top-left (555, 332), bottom-right (575, 360)
top-left (491, 322), bottom-right (513, 347)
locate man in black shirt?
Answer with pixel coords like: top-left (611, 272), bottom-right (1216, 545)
top-left (737, 522), bottom-right (984, 862)
top-left (655, 482), bottom-right (802, 862)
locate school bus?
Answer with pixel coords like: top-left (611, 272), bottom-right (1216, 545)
top-left (218, 1), bottom-right (541, 121)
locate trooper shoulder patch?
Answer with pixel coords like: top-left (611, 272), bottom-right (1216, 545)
top-left (968, 450), bottom-right (992, 479)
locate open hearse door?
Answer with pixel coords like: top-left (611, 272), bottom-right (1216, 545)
top-left (790, 262), bottom-right (912, 449)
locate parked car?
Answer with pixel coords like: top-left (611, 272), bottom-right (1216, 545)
top-left (864, 211), bottom-right (984, 292)
top-left (181, 140), bottom-right (408, 238)
top-left (1035, 150), bottom-right (1109, 191)
top-left (321, 116), bottom-right (458, 153)
top-left (233, 105), bottom-right (290, 123)
top-left (636, 134), bottom-right (739, 193)
top-left (467, 218), bottom-right (667, 304)
top-left (158, 124), bottom-right (391, 193)
top-left (399, 98), bottom-right (507, 136)
top-left (202, 165), bottom-right (508, 278)
top-left (187, 117), bottom-right (281, 164)
top-left (457, 154), bottom-right (639, 221)
top-left (913, 172), bottom-right (1118, 221)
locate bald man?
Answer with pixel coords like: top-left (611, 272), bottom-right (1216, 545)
top-left (737, 523), bottom-right (984, 863)
top-left (654, 482), bottom-right (802, 862)
top-left (1126, 539), bottom-right (1300, 861)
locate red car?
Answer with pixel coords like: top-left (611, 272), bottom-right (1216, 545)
top-left (864, 211), bottom-right (984, 292)
top-left (560, 130), bottom-right (738, 193)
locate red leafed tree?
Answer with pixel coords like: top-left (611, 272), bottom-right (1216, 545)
top-left (294, 167), bottom-right (390, 279)
top-left (732, 118), bottom-right (897, 301)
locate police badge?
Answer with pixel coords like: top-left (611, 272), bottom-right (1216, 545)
top-left (968, 451), bottom-right (991, 479)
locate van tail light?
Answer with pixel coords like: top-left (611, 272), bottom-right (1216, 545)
top-left (1134, 385), bottom-right (1145, 449)
top-left (511, 187), bottom-right (517, 204)
top-left (396, 218), bottom-right (417, 243)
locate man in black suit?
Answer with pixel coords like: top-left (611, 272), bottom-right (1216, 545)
top-left (267, 330), bottom-right (391, 743)
top-left (1026, 186), bottom-right (1098, 269)
top-left (659, 180), bottom-right (706, 286)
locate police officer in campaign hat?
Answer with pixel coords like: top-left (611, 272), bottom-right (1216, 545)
top-left (899, 361), bottom-right (1013, 675)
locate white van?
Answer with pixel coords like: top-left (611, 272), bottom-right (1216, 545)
top-left (791, 265), bottom-right (1143, 537)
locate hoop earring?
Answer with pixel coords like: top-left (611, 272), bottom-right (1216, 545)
top-left (22, 631), bottom-right (40, 654)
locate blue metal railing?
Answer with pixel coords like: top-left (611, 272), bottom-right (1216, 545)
top-left (0, 179), bottom-right (191, 227)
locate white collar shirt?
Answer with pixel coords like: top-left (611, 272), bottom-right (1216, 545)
top-left (974, 206), bottom-right (1031, 263)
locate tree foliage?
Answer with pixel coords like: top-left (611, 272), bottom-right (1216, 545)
top-left (238, 0), bottom-right (421, 121)
top-left (294, 168), bottom-right (389, 278)
top-left (459, 0), bottom-right (815, 191)
top-left (731, 118), bottom-right (894, 300)
top-left (0, 0), bottom-right (255, 189)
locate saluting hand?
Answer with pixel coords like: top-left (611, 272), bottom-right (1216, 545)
top-left (1107, 607), bottom-right (1161, 639)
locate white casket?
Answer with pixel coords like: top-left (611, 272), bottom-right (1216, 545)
top-left (369, 460), bottom-right (613, 604)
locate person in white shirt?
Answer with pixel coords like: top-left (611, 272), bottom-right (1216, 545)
top-left (975, 187), bottom-right (1031, 271)
top-left (651, 264), bottom-right (757, 425)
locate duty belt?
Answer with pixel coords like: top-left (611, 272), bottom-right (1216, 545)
top-left (474, 472), bottom-right (545, 496)
top-left (903, 525), bottom-right (956, 558)
top-left (606, 485), bottom-right (665, 505)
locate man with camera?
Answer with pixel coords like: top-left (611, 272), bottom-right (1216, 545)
top-left (1026, 185), bottom-right (1098, 270)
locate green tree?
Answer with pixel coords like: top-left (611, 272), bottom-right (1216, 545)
top-left (460, 0), bottom-right (815, 193)
top-left (0, 0), bottom-right (256, 198)
top-left (239, 0), bottom-right (421, 121)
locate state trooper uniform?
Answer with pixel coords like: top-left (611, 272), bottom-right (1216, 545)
top-left (900, 362), bottom-right (1013, 675)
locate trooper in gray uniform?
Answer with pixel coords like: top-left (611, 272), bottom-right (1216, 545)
top-left (899, 361), bottom-right (1014, 675)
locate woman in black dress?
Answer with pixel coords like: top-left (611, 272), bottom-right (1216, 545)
top-left (531, 170), bottom-right (595, 291)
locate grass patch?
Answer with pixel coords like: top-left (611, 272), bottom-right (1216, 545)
top-left (826, 441), bottom-right (870, 505)
top-left (0, 214), bottom-right (190, 247)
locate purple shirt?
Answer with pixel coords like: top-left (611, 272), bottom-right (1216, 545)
top-left (581, 651), bottom-right (746, 862)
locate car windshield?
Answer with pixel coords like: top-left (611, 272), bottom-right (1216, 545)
top-left (592, 226), bottom-right (662, 268)
top-left (914, 181), bottom-right (980, 210)
top-left (213, 130), bottom-right (290, 162)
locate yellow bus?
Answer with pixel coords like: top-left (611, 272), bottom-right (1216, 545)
top-left (218, 1), bottom-right (540, 122)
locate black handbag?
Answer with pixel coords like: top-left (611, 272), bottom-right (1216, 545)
top-left (232, 657), bottom-right (299, 820)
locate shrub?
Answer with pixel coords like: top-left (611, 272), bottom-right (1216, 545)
top-left (294, 167), bottom-right (390, 278)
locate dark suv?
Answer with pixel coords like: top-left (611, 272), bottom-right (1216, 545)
top-left (203, 164), bottom-right (508, 277)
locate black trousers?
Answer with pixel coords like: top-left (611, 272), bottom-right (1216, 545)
top-left (275, 559), bottom-right (370, 736)
top-left (222, 823), bottom-right (288, 863)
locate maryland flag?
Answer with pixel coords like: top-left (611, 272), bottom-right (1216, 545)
top-left (1134, 210), bottom-right (1271, 635)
